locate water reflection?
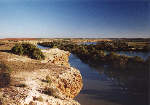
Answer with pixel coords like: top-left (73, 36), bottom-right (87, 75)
top-left (87, 61), bottom-right (148, 94)
top-left (77, 42), bottom-right (97, 45)
top-left (104, 66), bottom-right (148, 93)
top-left (37, 44), bottom-right (50, 49)
top-left (70, 54), bottom-right (148, 105)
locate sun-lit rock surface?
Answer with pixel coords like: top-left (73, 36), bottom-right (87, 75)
top-left (45, 67), bottom-right (83, 99)
top-left (0, 68), bottom-right (81, 105)
top-left (41, 48), bottom-right (70, 67)
top-left (0, 45), bottom-right (83, 105)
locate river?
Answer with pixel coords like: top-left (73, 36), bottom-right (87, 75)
top-left (38, 45), bottom-right (149, 105)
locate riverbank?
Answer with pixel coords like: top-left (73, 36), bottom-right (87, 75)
top-left (0, 39), bottom-right (149, 105)
top-left (0, 42), bottom-right (83, 105)
top-left (38, 40), bottom-right (149, 105)
top-left (38, 41), bottom-right (150, 71)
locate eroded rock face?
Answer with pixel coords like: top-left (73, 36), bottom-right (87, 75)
top-left (0, 48), bottom-right (83, 105)
top-left (45, 67), bottom-right (83, 99)
top-left (41, 48), bottom-right (70, 67)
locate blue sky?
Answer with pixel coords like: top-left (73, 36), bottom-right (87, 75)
top-left (0, 0), bottom-right (149, 38)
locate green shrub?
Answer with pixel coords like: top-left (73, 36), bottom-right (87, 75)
top-left (11, 43), bottom-right (24, 55)
top-left (11, 43), bottom-right (45, 60)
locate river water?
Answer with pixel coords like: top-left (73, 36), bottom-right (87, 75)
top-left (38, 45), bottom-right (149, 105)
top-left (69, 54), bottom-right (148, 105)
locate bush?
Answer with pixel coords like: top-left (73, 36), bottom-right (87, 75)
top-left (0, 62), bottom-right (11, 88)
top-left (97, 50), bottom-right (106, 58)
top-left (107, 52), bottom-right (120, 61)
top-left (126, 56), bottom-right (144, 70)
top-left (128, 56), bottom-right (144, 63)
top-left (11, 43), bottom-right (45, 60)
top-left (11, 43), bottom-right (24, 55)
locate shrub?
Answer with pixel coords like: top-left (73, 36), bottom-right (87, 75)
top-left (97, 50), bottom-right (106, 58)
top-left (31, 48), bottom-right (45, 60)
top-left (107, 52), bottom-right (120, 61)
top-left (11, 43), bottom-right (45, 60)
top-left (11, 43), bottom-right (24, 55)
top-left (128, 56), bottom-right (144, 63)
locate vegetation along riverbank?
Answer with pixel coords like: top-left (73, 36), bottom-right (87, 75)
top-left (38, 40), bottom-right (150, 98)
top-left (38, 40), bottom-right (150, 71)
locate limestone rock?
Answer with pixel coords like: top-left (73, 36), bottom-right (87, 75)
top-left (45, 67), bottom-right (83, 99)
top-left (41, 48), bottom-right (70, 67)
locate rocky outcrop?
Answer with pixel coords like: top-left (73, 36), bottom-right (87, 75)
top-left (41, 48), bottom-right (70, 67)
top-left (45, 67), bottom-right (83, 99)
top-left (0, 48), bottom-right (83, 105)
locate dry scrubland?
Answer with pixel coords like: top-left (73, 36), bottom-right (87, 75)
top-left (0, 41), bottom-right (83, 105)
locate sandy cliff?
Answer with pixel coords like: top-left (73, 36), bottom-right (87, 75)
top-left (0, 47), bottom-right (83, 105)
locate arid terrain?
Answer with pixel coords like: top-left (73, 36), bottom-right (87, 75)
top-left (0, 41), bottom-right (83, 105)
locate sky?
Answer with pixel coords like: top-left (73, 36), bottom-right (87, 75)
top-left (0, 0), bottom-right (149, 38)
